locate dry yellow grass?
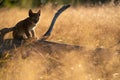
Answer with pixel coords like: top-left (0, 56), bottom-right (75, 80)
top-left (0, 5), bottom-right (120, 80)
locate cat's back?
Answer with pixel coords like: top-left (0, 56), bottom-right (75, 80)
top-left (15, 18), bottom-right (29, 28)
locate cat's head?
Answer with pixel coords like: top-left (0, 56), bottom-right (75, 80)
top-left (29, 9), bottom-right (41, 23)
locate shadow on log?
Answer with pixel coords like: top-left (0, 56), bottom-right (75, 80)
top-left (0, 38), bottom-right (83, 57)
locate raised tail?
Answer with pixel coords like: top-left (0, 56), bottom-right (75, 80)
top-left (40, 4), bottom-right (70, 41)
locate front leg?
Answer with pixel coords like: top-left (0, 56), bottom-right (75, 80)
top-left (31, 30), bottom-right (35, 38)
top-left (25, 30), bottom-right (31, 39)
top-left (31, 30), bottom-right (37, 39)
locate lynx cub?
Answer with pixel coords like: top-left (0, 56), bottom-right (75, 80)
top-left (13, 9), bottom-right (40, 40)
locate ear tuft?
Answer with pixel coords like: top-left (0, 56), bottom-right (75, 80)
top-left (29, 9), bottom-right (33, 17)
top-left (38, 10), bottom-right (41, 15)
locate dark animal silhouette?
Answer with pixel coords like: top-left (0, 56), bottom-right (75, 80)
top-left (12, 9), bottom-right (40, 40)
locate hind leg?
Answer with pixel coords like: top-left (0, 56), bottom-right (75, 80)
top-left (13, 31), bottom-right (25, 41)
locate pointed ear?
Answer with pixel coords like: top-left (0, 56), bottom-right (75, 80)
top-left (37, 10), bottom-right (41, 15)
top-left (29, 9), bottom-right (33, 17)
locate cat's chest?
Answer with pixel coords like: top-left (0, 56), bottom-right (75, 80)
top-left (28, 24), bottom-right (36, 31)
